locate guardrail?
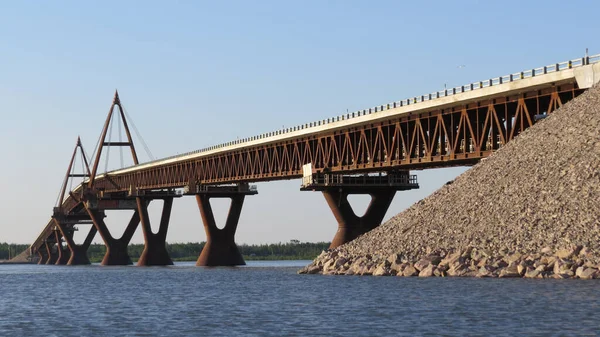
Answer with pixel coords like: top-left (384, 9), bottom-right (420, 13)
top-left (118, 53), bottom-right (600, 171)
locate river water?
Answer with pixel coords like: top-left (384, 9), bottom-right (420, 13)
top-left (0, 261), bottom-right (599, 336)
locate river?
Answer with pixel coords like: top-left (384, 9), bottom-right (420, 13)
top-left (0, 261), bottom-right (598, 336)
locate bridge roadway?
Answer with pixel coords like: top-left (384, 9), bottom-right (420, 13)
top-left (30, 54), bottom-right (600, 266)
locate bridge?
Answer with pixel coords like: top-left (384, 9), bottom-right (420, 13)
top-left (28, 54), bottom-right (600, 266)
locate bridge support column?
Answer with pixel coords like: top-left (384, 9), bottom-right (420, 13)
top-left (137, 197), bottom-right (173, 266)
top-left (323, 189), bottom-right (396, 249)
top-left (45, 241), bottom-right (59, 265)
top-left (301, 171), bottom-right (419, 249)
top-left (37, 248), bottom-right (48, 265)
top-left (86, 209), bottom-right (140, 265)
top-left (195, 195), bottom-right (245, 266)
top-left (55, 220), bottom-right (97, 265)
top-left (190, 183), bottom-right (257, 267)
top-left (54, 230), bottom-right (70, 265)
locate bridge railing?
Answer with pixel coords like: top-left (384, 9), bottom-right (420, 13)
top-left (113, 53), bottom-right (600, 172)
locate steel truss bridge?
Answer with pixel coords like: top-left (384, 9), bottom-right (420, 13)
top-left (28, 54), bottom-right (600, 266)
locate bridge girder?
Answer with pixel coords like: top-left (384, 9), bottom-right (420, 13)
top-left (92, 84), bottom-right (582, 193)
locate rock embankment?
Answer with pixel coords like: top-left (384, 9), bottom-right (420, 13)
top-left (300, 84), bottom-right (600, 279)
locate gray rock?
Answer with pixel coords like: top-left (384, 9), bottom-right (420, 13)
top-left (373, 265), bottom-right (390, 276)
top-left (524, 268), bottom-right (541, 278)
top-left (413, 259), bottom-right (431, 271)
top-left (499, 265), bottom-right (520, 278)
top-left (579, 267), bottom-right (597, 280)
top-left (418, 265), bottom-right (435, 277)
top-left (402, 265), bottom-right (418, 277)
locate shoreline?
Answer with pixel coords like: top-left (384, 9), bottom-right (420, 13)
top-left (299, 246), bottom-right (600, 279)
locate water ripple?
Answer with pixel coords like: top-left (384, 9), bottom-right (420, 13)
top-left (0, 262), bottom-right (599, 336)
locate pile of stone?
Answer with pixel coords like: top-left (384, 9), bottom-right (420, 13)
top-left (301, 245), bottom-right (600, 279)
top-left (300, 84), bottom-right (600, 279)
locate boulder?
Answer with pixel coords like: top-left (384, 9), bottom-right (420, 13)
top-left (402, 265), bottom-right (418, 277)
top-left (578, 267), bottom-right (598, 280)
top-left (505, 252), bottom-right (522, 265)
top-left (414, 259), bottom-right (431, 272)
top-left (386, 253), bottom-right (403, 265)
top-left (447, 263), bottom-right (469, 277)
top-left (499, 265), bottom-right (520, 278)
top-left (555, 246), bottom-right (582, 259)
top-left (440, 251), bottom-right (463, 267)
top-left (524, 268), bottom-right (541, 278)
top-left (373, 265), bottom-right (391, 276)
top-left (418, 265), bottom-right (435, 277)
top-left (476, 266), bottom-right (492, 278)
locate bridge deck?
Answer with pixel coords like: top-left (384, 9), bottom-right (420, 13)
top-left (30, 55), bottom-right (600, 253)
top-left (111, 54), bottom-right (600, 176)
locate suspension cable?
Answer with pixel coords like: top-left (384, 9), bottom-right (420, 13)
top-left (104, 110), bottom-right (115, 173)
top-left (123, 107), bottom-right (154, 161)
top-left (69, 152), bottom-right (76, 194)
top-left (54, 173), bottom-right (69, 208)
top-left (80, 150), bottom-right (86, 183)
top-left (89, 125), bottom-right (103, 172)
top-left (118, 106), bottom-right (124, 168)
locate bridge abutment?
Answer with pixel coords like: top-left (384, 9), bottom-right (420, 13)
top-left (136, 197), bottom-right (174, 266)
top-left (301, 171), bottom-right (419, 249)
top-left (190, 183), bottom-right (257, 266)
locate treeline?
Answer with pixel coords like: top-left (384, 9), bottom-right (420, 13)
top-left (0, 243), bottom-right (30, 260)
top-left (2, 241), bottom-right (330, 262)
top-left (85, 240), bottom-right (330, 262)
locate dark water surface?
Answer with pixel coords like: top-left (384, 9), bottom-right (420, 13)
top-left (1, 261), bottom-right (599, 336)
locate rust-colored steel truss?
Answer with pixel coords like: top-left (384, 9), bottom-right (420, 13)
top-left (31, 82), bottom-right (584, 258)
top-left (93, 84), bottom-right (581, 193)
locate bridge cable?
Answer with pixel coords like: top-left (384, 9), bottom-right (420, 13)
top-left (80, 150), bottom-right (86, 184)
top-left (68, 150), bottom-right (76, 193)
top-left (54, 173), bottom-right (69, 208)
top-left (122, 107), bottom-right (154, 161)
top-left (104, 110), bottom-right (115, 173)
top-left (118, 106), bottom-right (124, 168)
top-left (88, 126), bottom-right (103, 174)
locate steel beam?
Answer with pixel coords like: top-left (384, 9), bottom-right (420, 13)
top-left (54, 230), bottom-right (70, 265)
top-left (45, 241), bottom-right (58, 265)
top-left (37, 248), bottom-right (48, 265)
top-left (90, 85), bottom-right (583, 193)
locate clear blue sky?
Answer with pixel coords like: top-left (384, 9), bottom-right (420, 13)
top-left (0, 1), bottom-right (597, 245)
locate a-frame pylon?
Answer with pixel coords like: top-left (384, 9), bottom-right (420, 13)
top-left (52, 137), bottom-right (98, 265)
top-left (88, 90), bottom-right (139, 188)
top-left (56, 136), bottom-right (91, 210)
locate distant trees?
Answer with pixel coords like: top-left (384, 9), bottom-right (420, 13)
top-left (87, 240), bottom-right (329, 262)
top-left (2, 241), bottom-right (330, 262)
top-left (0, 243), bottom-right (30, 260)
